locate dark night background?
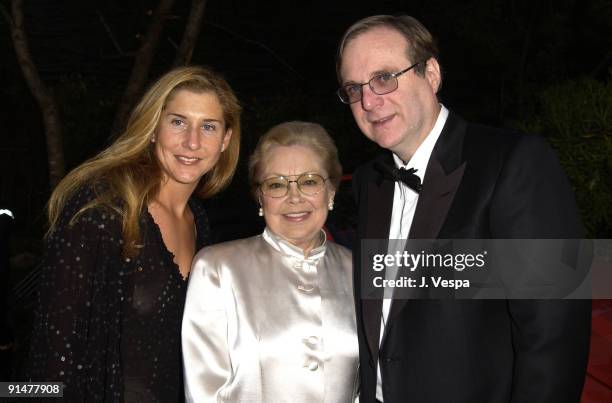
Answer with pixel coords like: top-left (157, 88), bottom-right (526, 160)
top-left (1, 0), bottom-right (611, 386)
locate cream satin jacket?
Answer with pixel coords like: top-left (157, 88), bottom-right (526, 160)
top-left (182, 228), bottom-right (359, 403)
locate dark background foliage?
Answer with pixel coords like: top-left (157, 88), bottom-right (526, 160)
top-left (0, 0), bottom-right (610, 267)
top-left (0, 0), bottom-right (611, 378)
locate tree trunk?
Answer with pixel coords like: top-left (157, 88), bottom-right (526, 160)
top-left (173, 0), bottom-right (207, 66)
top-left (110, 0), bottom-right (176, 138)
top-left (5, 0), bottom-right (65, 188)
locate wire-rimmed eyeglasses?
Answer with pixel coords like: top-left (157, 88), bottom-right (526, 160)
top-left (337, 61), bottom-right (423, 104)
top-left (259, 173), bottom-right (330, 198)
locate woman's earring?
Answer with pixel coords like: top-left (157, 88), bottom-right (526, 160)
top-left (151, 137), bottom-right (156, 143)
top-left (328, 198), bottom-right (334, 211)
top-left (258, 197), bottom-right (264, 217)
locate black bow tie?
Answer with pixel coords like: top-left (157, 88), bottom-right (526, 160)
top-left (374, 161), bottom-right (423, 193)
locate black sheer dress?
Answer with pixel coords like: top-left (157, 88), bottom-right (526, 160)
top-left (26, 186), bottom-right (210, 402)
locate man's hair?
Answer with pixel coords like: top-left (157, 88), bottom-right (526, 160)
top-left (336, 15), bottom-right (440, 83)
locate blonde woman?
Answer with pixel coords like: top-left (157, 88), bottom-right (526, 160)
top-left (26, 66), bottom-right (240, 402)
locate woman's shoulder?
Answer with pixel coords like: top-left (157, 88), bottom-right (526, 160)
top-left (61, 182), bottom-right (117, 214)
top-left (188, 195), bottom-right (207, 220)
top-left (190, 235), bottom-right (262, 281)
top-left (326, 241), bottom-right (352, 261)
top-left (187, 196), bottom-right (211, 246)
top-left (53, 182), bottom-right (121, 236)
top-left (61, 183), bottom-right (100, 211)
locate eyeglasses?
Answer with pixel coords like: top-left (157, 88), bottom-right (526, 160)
top-left (337, 61), bottom-right (423, 104)
top-left (259, 173), bottom-right (329, 198)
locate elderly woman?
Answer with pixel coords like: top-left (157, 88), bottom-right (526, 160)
top-left (182, 121), bottom-right (358, 402)
top-left (26, 66), bottom-right (240, 402)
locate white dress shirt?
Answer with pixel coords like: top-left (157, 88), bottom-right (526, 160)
top-left (376, 105), bottom-right (449, 402)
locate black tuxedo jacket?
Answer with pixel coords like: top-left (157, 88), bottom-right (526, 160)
top-left (352, 111), bottom-right (591, 403)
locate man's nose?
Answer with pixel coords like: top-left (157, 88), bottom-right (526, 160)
top-left (360, 85), bottom-right (383, 111)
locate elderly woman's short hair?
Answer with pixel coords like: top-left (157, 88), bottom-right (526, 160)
top-left (248, 121), bottom-right (343, 198)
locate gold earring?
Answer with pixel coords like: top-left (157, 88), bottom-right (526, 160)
top-left (328, 198), bottom-right (334, 210)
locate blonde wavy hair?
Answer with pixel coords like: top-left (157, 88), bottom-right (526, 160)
top-left (47, 65), bottom-right (241, 257)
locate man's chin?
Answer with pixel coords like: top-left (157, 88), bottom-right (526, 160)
top-left (373, 135), bottom-right (401, 152)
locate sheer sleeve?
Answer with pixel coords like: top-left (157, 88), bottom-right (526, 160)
top-left (182, 249), bottom-right (231, 403)
top-left (26, 190), bottom-right (119, 400)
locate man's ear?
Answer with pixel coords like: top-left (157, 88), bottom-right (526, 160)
top-left (424, 58), bottom-right (442, 94)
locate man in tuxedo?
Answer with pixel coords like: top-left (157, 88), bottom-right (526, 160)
top-left (336, 15), bottom-right (591, 402)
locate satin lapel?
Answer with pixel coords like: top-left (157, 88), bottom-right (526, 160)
top-left (361, 160), bottom-right (395, 361)
top-left (365, 169), bottom-right (394, 241)
top-left (409, 157), bottom-right (465, 239)
top-left (362, 297), bottom-right (382, 361)
top-left (385, 112), bottom-right (468, 334)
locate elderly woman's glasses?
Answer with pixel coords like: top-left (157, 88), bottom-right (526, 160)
top-left (259, 173), bottom-right (329, 198)
top-left (337, 61), bottom-right (423, 104)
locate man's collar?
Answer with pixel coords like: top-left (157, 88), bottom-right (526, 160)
top-left (393, 104), bottom-right (449, 181)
